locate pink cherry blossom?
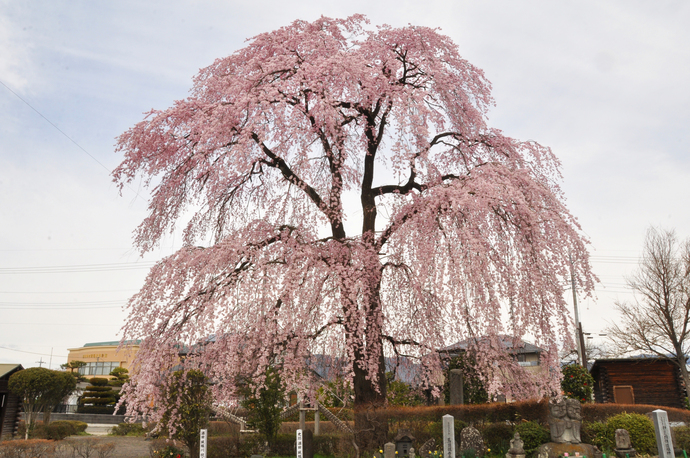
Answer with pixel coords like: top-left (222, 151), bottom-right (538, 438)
top-left (113, 15), bottom-right (595, 426)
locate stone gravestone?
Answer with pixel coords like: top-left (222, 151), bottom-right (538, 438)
top-left (613, 428), bottom-right (636, 458)
top-left (419, 438), bottom-right (436, 457)
top-left (460, 426), bottom-right (486, 457)
top-left (506, 433), bottom-right (525, 458)
top-left (449, 369), bottom-right (464, 405)
top-left (651, 409), bottom-right (674, 458)
top-left (384, 442), bottom-right (396, 458)
top-left (443, 415), bottom-right (456, 458)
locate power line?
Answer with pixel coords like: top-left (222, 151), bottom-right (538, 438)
top-left (0, 77), bottom-right (145, 200)
top-left (4, 322), bottom-right (120, 327)
top-left (0, 345), bottom-right (67, 358)
top-left (0, 299), bottom-right (126, 306)
top-left (0, 305), bottom-right (123, 310)
top-left (0, 78), bottom-right (112, 175)
top-left (0, 289), bottom-right (137, 294)
top-left (0, 261), bottom-right (155, 274)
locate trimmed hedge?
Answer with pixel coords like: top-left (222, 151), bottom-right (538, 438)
top-left (0, 439), bottom-right (56, 457)
top-left (582, 403), bottom-right (690, 423)
top-left (369, 400), bottom-right (550, 427)
top-left (110, 422), bottom-right (147, 436)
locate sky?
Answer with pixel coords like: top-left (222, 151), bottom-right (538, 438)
top-left (1, 1), bottom-right (689, 370)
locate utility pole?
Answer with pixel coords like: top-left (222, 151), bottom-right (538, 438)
top-left (36, 357), bottom-right (45, 368)
top-left (569, 254), bottom-right (586, 367)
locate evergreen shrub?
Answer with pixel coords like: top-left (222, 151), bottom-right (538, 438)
top-left (561, 364), bottom-right (594, 403)
top-left (110, 422), bottom-right (147, 436)
top-left (605, 412), bottom-right (656, 455)
top-left (513, 421), bottom-right (549, 456)
top-left (479, 422), bottom-right (514, 454)
top-left (581, 421), bottom-right (609, 451)
top-left (674, 426), bottom-right (690, 451)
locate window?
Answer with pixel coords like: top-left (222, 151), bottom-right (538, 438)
top-left (78, 362), bottom-right (120, 376)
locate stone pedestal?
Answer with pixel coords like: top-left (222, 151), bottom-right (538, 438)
top-left (535, 442), bottom-right (598, 458)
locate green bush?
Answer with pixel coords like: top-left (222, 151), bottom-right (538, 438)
top-left (208, 436), bottom-right (240, 458)
top-left (149, 438), bottom-right (186, 458)
top-left (561, 364), bottom-right (594, 403)
top-left (31, 423), bottom-right (73, 440)
top-left (425, 418), bottom-right (467, 445)
top-left (605, 412), bottom-right (656, 455)
top-left (479, 422), bottom-right (514, 454)
top-left (110, 422), bottom-right (147, 436)
top-left (582, 421), bottom-right (610, 451)
top-left (514, 421), bottom-right (549, 456)
top-left (674, 426), bottom-right (690, 451)
top-left (28, 420), bottom-right (87, 440)
top-left (60, 420), bottom-right (88, 433)
top-left (77, 405), bottom-right (116, 414)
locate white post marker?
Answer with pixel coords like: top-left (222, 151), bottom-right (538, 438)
top-left (296, 429), bottom-right (303, 458)
top-left (200, 428), bottom-right (208, 458)
top-left (651, 409), bottom-right (674, 458)
top-left (443, 414), bottom-right (455, 458)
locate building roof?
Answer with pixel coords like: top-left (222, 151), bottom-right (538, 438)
top-left (439, 335), bottom-right (545, 354)
top-left (81, 340), bottom-right (141, 347)
top-left (590, 357), bottom-right (678, 370)
top-left (0, 364), bottom-right (24, 380)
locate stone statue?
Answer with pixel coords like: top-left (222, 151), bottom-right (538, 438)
top-left (548, 398), bottom-right (581, 444)
top-left (537, 398), bottom-right (596, 458)
top-left (614, 429), bottom-right (637, 458)
top-left (565, 398), bottom-right (582, 444)
top-left (506, 433), bottom-right (526, 458)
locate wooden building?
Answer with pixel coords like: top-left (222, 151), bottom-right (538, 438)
top-left (590, 358), bottom-right (686, 408)
top-left (0, 364), bottom-right (23, 441)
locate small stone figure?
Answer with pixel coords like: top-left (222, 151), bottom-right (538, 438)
top-left (614, 429), bottom-right (637, 458)
top-left (506, 433), bottom-right (526, 458)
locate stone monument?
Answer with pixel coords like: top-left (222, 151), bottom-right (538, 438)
top-left (459, 426), bottom-right (487, 457)
top-left (419, 438), bottom-right (436, 457)
top-left (650, 409), bottom-right (674, 458)
top-left (535, 398), bottom-right (598, 458)
top-left (613, 429), bottom-right (637, 458)
top-left (506, 433), bottom-right (525, 458)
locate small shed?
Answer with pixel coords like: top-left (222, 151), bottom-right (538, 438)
top-left (394, 429), bottom-right (415, 457)
top-left (0, 364), bottom-right (24, 441)
top-left (590, 358), bottom-right (685, 408)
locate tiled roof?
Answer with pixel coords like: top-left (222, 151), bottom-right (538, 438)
top-left (439, 335), bottom-right (545, 354)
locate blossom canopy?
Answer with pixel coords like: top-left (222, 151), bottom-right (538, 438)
top-left (114, 15), bottom-right (594, 424)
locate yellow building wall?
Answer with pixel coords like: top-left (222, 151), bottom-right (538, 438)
top-left (67, 341), bottom-right (140, 378)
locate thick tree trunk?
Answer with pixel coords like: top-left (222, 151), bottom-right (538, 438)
top-left (353, 343), bottom-right (388, 452)
top-left (351, 242), bottom-right (389, 452)
top-left (676, 352), bottom-right (690, 401)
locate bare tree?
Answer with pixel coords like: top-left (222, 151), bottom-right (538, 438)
top-left (607, 227), bottom-right (690, 397)
top-left (561, 339), bottom-right (614, 366)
